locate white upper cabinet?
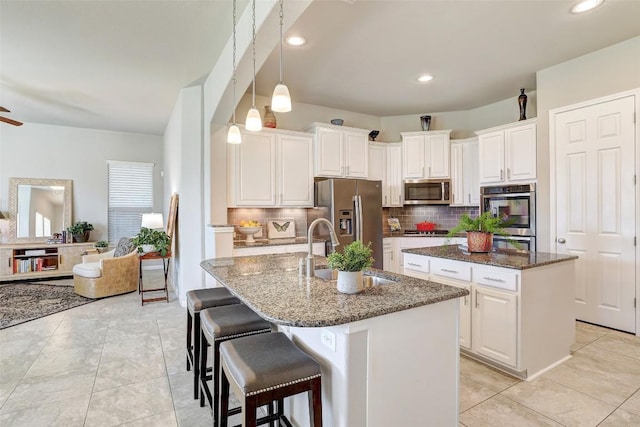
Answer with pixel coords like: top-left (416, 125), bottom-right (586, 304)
top-left (369, 142), bottom-right (403, 207)
top-left (476, 119), bottom-right (536, 184)
top-left (228, 128), bottom-right (313, 207)
top-left (401, 130), bottom-right (451, 179)
top-left (450, 137), bottom-right (480, 207)
top-left (310, 123), bottom-right (369, 178)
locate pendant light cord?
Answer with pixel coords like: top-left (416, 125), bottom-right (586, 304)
top-left (232, 0), bottom-right (237, 125)
top-left (279, 0), bottom-right (284, 84)
top-left (251, 0), bottom-right (257, 108)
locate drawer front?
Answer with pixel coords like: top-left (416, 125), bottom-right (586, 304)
top-left (473, 266), bottom-right (519, 292)
top-left (431, 258), bottom-right (471, 282)
top-left (403, 253), bottom-right (429, 274)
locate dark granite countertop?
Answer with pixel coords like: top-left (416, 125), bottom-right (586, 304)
top-left (402, 245), bottom-right (579, 270)
top-left (200, 252), bottom-right (468, 327)
top-left (233, 237), bottom-right (322, 249)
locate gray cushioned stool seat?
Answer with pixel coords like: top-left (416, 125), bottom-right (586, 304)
top-left (220, 332), bottom-right (321, 396)
top-left (187, 288), bottom-right (240, 314)
top-left (185, 287), bottom-right (241, 401)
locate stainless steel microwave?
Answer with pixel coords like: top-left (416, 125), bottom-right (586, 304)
top-left (403, 179), bottom-right (451, 205)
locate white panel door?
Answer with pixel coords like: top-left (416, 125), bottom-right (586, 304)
top-left (478, 132), bottom-right (505, 184)
top-left (344, 131), bottom-right (368, 177)
top-left (450, 143), bottom-right (464, 206)
top-left (234, 132), bottom-right (276, 206)
top-left (278, 134), bottom-right (313, 207)
top-left (402, 135), bottom-right (425, 178)
top-left (386, 145), bottom-right (403, 206)
top-left (555, 95), bottom-right (636, 333)
top-left (505, 123), bottom-right (536, 182)
top-left (425, 133), bottom-right (450, 178)
top-left (315, 128), bottom-right (343, 177)
top-left (472, 286), bottom-right (517, 367)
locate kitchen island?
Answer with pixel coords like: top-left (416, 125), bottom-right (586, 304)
top-left (201, 252), bottom-right (468, 427)
top-left (402, 245), bottom-right (578, 380)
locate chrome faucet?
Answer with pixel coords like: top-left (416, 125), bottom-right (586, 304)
top-left (306, 218), bottom-right (339, 278)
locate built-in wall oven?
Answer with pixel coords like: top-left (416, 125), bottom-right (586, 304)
top-left (480, 183), bottom-right (536, 252)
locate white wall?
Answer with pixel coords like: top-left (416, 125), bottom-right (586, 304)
top-left (536, 36), bottom-right (640, 251)
top-left (0, 123), bottom-right (163, 242)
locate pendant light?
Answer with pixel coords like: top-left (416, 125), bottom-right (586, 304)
top-left (245, 0), bottom-right (262, 131)
top-left (227, 0), bottom-right (241, 144)
top-left (271, 0), bottom-right (291, 112)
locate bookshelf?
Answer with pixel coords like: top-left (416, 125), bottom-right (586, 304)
top-left (0, 242), bottom-right (94, 281)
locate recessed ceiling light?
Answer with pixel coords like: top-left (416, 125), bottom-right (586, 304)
top-left (571, 0), bottom-right (604, 14)
top-left (285, 36), bottom-right (306, 46)
top-left (417, 74), bottom-right (434, 83)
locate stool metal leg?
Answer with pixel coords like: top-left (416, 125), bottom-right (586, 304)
top-left (186, 311), bottom-right (193, 372)
top-left (310, 377), bottom-right (323, 427)
top-left (199, 329), bottom-right (210, 408)
top-left (244, 395), bottom-right (258, 427)
top-left (220, 365), bottom-right (230, 427)
top-left (193, 311), bottom-right (202, 400)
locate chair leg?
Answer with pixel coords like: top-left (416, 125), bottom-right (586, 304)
top-left (213, 342), bottom-right (221, 426)
top-left (245, 395), bottom-right (258, 427)
top-left (219, 367), bottom-right (230, 427)
top-left (309, 378), bottom-right (323, 427)
top-left (193, 312), bottom-right (201, 400)
top-left (186, 310), bottom-right (192, 371)
top-left (199, 330), bottom-right (209, 407)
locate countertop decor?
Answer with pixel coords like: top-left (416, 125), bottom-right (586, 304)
top-left (403, 245), bottom-right (578, 270)
top-left (200, 252), bottom-right (467, 327)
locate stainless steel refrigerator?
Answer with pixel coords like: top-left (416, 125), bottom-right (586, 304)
top-left (315, 178), bottom-right (383, 269)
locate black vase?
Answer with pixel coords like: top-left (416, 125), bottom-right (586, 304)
top-left (420, 115), bottom-right (431, 131)
top-left (518, 89), bottom-right (527, 121)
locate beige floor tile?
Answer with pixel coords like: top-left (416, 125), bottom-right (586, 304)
top-left (575, 321), bottom-right (612, 334)
top-left (0, 367), bottom-right (96, 414)
top-left (84, 376), bottom-right (174, 426)
top-left (174, 403), bottom-right (212, 427)
top-left (0, 393), bottom-right (90, 427)
top-left (93, 355), bottom-right (167, 392)
top-left (543, 344), bottom-right (640, 406)
top-left (120, 410), bottom-right (177, 427)
top-left (459, 356), bottom-right (520, 393)
top-left (459, 395), bottom-right (561, 427)
top-left (591, 333), bottom-right (640, 360)
top-left (620, 388), bottom-right (640, 417)
top-left (598, 408), bottom-right (640, 426)
top-left (23, 346), bottom-right (102, 378)
top-left (459, 376), bottom-right (499, 412)
top-left (572, 325), bottom-right (607, 352)
top-left (502, 376), bottom-right (615, 426)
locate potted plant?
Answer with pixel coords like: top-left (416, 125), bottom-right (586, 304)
top-left (132, 227), bottom-right (171, 256)
top-left (67, 221), bottom-right (94, 243)
top-left (94, 240), bottom-right (109, 253)
top-left (447, 212), bottom-right (518, 253)
top-left (326, 240), bottom-right (374, 294)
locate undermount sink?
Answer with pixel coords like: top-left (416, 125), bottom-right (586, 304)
top-left (314, 269), bottom-right (398, 287)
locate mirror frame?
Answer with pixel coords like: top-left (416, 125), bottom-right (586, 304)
top-left (7, 177), bottom-right (73, 243)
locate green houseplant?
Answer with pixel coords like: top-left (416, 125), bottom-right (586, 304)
top-left (326, 240), bottom-right (374, 294)
top-left (447, 212), bottom-right (519, 252)
top-left (67, 221), bottom-right (94, 243)
top-left (132, 227), bottom-right (171, 256)
top-left (94, 240), bottom-right (109, 252)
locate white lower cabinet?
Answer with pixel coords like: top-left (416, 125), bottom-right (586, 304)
top-left (472, 286), bottom-right (517, 367)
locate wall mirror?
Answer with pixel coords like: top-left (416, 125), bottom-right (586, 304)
top-left (7, 177), bottom-right (73, 243)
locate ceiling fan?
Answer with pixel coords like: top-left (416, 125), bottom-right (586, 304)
top-left (0, 106), bottom-right (23, 126)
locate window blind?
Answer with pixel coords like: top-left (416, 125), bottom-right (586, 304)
top-left (107, 160), bottom-right (154, 244)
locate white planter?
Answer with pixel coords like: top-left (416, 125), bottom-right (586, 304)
top-left (141, 244), bottom-right (156, 253)
top-left (337, 270), bottom-right (364, 294)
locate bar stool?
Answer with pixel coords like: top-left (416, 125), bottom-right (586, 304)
top-left (219, 332), bottom-right (323, 427)
top-left (199, 304), bottom-right (272, 425)
top-left (186, 288), bottom-right (241, 400)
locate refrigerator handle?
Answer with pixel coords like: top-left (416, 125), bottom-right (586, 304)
top-left (355, 195), bottom-right (363, 241)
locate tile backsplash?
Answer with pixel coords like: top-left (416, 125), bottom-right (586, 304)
top-left (230, 205), bottom-right (479, 240)
top-left (383, 205), bottom-right (480, 233)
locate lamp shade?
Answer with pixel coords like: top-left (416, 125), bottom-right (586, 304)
top-left (271, 83), bottom-right (292, 112)
top-left (141, 213), bottom-right (164, 229)
top-left (227, 124), bottom-right (242, 144)
top-left (245, 107), bottom-right (262, 131)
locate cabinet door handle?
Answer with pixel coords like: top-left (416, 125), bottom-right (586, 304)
top-left (390, 251), bottom-right (394, 261)
top-left (468, 194), bottom-right (471, 204)
top-left (463, 295), bottom-right (468, 306)
top-left (507, 168), bottom-right (511, 179)
top-left (346, 166), bottom-right (350, 175)
top-left (500, 169), bottom-right (504, 180)
top-left (422, 166), bottom-right (425, 177)
top-left (475, 289), bottom-right (479, 308)
top-left (407, 262), bottom-right (422, 267)
top-left (482, 276), bottom-right (505, 283)
top-left (557, 238), bottom-right (566, 244)
top-left (440, 268), bottom-right (458, 274)
top-left (429, 166), bottom-right (432, 177)
top-left (384, 195), bottom-right (387, 205)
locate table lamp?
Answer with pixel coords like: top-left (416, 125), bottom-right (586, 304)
top-left (141, 213), bottom-right (164, 230)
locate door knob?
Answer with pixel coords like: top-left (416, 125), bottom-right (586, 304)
top-left (557, 238), bottom-right (566, 244)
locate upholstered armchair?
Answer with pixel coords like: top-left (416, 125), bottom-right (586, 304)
top-left (73, 238), bottom-right (139, 298)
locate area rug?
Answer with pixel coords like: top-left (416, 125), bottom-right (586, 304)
top-left (0, 282), bottom-right (94, 329)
